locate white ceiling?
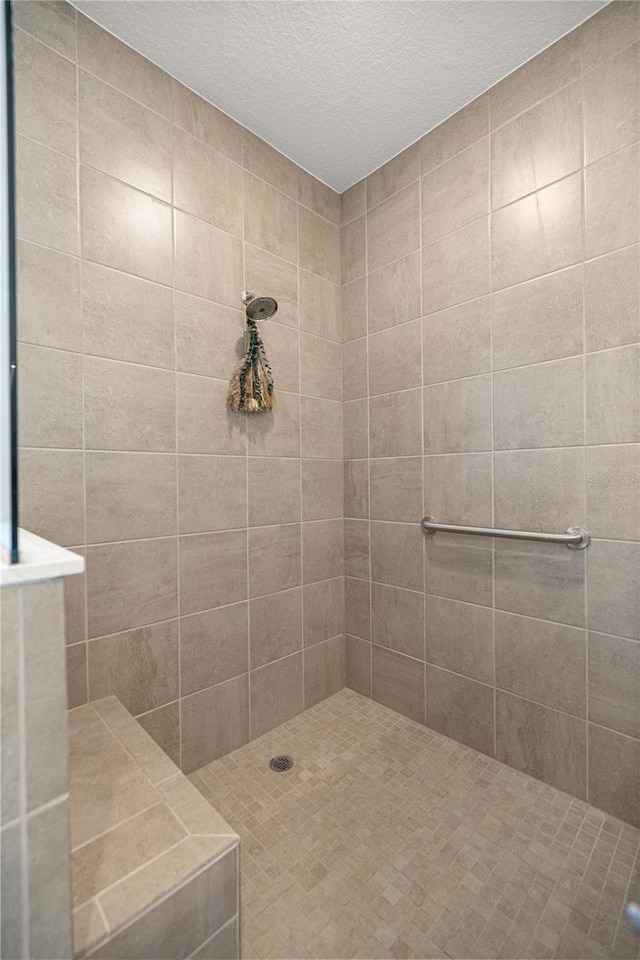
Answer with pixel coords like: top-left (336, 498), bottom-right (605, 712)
top-left (71, 1), bottom-right (607, 193)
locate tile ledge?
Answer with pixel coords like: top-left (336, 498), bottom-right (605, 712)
top-left (1, 528), bottom-right (84, 586)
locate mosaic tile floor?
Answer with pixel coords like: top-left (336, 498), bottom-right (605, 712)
top-left (190, 689), bottom-right (640, 960)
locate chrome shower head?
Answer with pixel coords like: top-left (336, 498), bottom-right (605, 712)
top-left (241, 291), bottom-right (278, 323)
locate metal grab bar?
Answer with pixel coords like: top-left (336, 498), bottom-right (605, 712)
top-left (421, 516), bottom-right (590, 550)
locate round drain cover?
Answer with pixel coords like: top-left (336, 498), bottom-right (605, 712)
top-left (269, 755), bottom-right (294, 773)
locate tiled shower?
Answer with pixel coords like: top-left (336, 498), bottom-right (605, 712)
top-left (342, 13), bottom-right (640, 827)
top-left (4, 0), bottom-right (640, 956)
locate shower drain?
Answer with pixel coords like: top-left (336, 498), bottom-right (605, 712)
top-left (269, 755), bottom-right (294, 773)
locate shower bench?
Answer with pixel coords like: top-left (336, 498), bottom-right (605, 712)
top-left (67, 696), bottom-right (240, 959)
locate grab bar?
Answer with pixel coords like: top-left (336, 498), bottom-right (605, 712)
top-left (421, 516), bottom-right (590, 550)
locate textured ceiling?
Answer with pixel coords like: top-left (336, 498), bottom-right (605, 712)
top-left (71, 1), bottom-right (607, 192)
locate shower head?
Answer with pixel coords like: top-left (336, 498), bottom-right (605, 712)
top-left (241, 291), bottom-right (278, 323)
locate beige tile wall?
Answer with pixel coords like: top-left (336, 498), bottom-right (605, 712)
top-left (343, 1), bottom-right (640, 828)
top-left (14, 0), bottom-right (640, 828)
top-left (1, 579), bottom-right (73, 959)
top-left (14, 1), bottom-right (345, 774)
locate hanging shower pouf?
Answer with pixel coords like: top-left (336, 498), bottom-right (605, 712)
top-left (228, 318), bottom-right (276, 413)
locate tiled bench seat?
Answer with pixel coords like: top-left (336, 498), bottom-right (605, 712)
top-left (68, 697), bottom-right (239, 960)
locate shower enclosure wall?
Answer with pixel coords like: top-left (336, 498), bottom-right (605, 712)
top-left (14, 0), bottom-right (345, 774)
top-left (343, 0), bottom-right (640, 829)
top-left (13, 0), bottom-right (640, 830)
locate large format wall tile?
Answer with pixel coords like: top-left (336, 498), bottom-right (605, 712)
top-left (367, 182), bottom-right (420, 272)
top-left (19, 449), bottom-right (84, 547)
top-left (302, 459), bottom-right (343, 521)
top-left (18, 241), bottom-right (81, 352)
top-left (586, 444), bottom-right (640, 541)
top-left (87, 539), bottom-right (178, 638)
top-left (491, 83), bottom-right (582, 210)
top-left (585, 143), bottom-right (640, 258)
top-left (585, 345), bottom-right (640, 444)
top-left (172, 81), bottom-right (241, 161)
top-left (179, 456), bottom-right (247, 534)
top-left (19, 344), bottom-right (82, 449)
top-left (423, 297), bottom-right (491, 384)
top-left (250, 653), bottom-right (303, 738)
top-left (496, 692), bottom-right (587, 799)
top-left (492, 173), bottom-right (583, 290)
top-left (175, 210), bottom-right (243, 305)
top-left (87, 620), bottom-right (179, 716)
top-left (490, 30), bottom-right (580, 128)
top-left (371, 582), bottom-right (424, 660)
top-left (303, 578), bottom-right (345, 648)
top-left (250, 588), bottom-right (302, 670)
top-left (425, 596), bottom-right (493, 684)
top-left (370, 457), bottom-right (422, 523)
top-left (173, 127), bottom-right (242, 235)
top-left (495, 611), bottom-right (586, 717)
top-left (494, 448), bottom-right (585, 531)
top-left (304, 635), bottom-right (346, 708)
top-left (80, 167), bottom-right (171, 283)
top-left (244, 174), bottom-right (297, 264)
top-left (421, 138), bottom-right (489, 244)
top-left (176, 374), bottom-right (246, 457)
top-left (86, 451), bottom-right (177, 543)
top-left (370, 389), bottom-right (422, 458)
top-left (367, 251), bottom-right (421, 334)
top-left (425, 534), bottom-right (493, 607)
top-left (371, 645), bottom-right (425, 725)
top-left (420, 93), bottom-right (489, 173)
top-left (426, 666), bottom-right (494, 755)
top-left (179, 531), bottom-right (247, 615)
top-left (298, 205), bottom-right (340, 281)
top-left (14, 29), bottom-right (77, 158)
top-left (181, 675), bottom-right (249, 772)
top-left (346, 635), bottom-right (371, 697)
top-left (585, 245), bottom-right (640, 352)
top-left (583, 42), bottom-right (640, 164)
top-left (588, 723), bottom-right (640, 828)
top-left (494, 539), bottom-right (586, 628)
top-left (423, 217), bottom-right (490, 313)
top-left (83, 262), bottom-right (175, 369)
top-left (424, 375), bottom-right (492, 454)
top-left (368, 320), bottom-right (421, 397)
top-left (370, 521), bottom-right (423, 593)
top-left (79, 71), bottom-right (171, 201)
top-left (344, 518), bottom-right (369, 579)
top-left (424, 453), bottom-right (492, 527)
top-left (587, 539), bottom-right (640, 640)
top-left (78, 16), bottom-right (171, 116)
top-left (367, 142), bottom-right (419, 209)
top-left (17, 137), bottom-right (78, 254)
top-left (492, 266), bottom-right (583, 370)
top-left (180, 604), bottom-right (248, 697)
top-left (588, 631), bottom-right (640, 739)
top-left (250, 524), bottom-right (302, 597)
top-left (84, 357), bottom-right (176, 453)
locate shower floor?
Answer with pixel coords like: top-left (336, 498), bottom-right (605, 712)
top-left (190, 689), bottom-right (640, 960)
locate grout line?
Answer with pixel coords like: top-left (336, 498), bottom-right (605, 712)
top-left (362, 154), bottom-right (373, 703)
top-left (418, 145), bottom-right (427, 728)
top-left (73, 19), bottom-right (90, 709)
top-left (579, 54), bottom-right (592, 808)
top-left (15, 589), bottom-right (30, 958)
top-left (170, 117), bottom-right (183, 772)
top-left (488, 85), bottom-right (498, 760)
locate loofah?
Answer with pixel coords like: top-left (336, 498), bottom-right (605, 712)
top-left (228, 319), bottom-right (276, 413)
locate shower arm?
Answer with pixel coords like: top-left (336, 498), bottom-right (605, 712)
top-left (421, 516), bottom-right (590, 550)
